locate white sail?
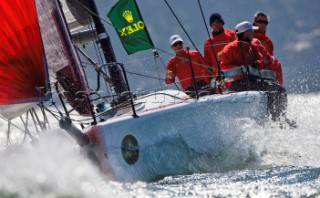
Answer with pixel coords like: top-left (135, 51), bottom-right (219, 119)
top-left (61, 0), bottom-right (89, 31)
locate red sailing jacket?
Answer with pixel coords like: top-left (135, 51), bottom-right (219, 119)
top-left (253, 31), bottom-right (283, 85)
top-left (166, 49), bottom-right (211, 91)
top-left (253, 31), bottom-right (274, 55)
top-left (221, 39), bottom-right (279, 82)
top-left (204, 29), bottom-right (236, 77)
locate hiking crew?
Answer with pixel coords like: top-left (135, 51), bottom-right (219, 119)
top-left (220, 21), bottom-right (287, 120)
top-left (204, 13), bottom-right (236, 77)
top-left (253, 11), bottom-right (283, 85)
top-left (165, 35), bottom-right (211, 93)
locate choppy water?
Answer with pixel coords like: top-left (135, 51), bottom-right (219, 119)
top-left (0, 93), bottom-right (320, 198)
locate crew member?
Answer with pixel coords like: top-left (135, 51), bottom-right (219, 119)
top-left (204, 13), bottom-right (236, 77)
top-left (253, 11), bottom-right (283, 85)
top-left (166, 34), bottom-right (211, 94)
top-left (220, 21), bottom-right (287, 120)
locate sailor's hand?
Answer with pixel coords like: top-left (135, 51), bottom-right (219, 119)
top-left (210, 78), bottom-right (225, 88)
top-left (251, 60), bottom-right (263, 68)
top-left (166, 70), bottom-right (174, 82)
top-left (217, 51), bottom-right (222, 61)
top-left (218, 79), bottom-right (226, 88)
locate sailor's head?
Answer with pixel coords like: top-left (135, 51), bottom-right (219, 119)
top-left (169, 34), bottom-right (183, 49)
top-left (209, 12), bottom-right (225, 25)
top-left (234, 21), bottom-right (258, 42)
top-left (209, 12), bottom-right (225, 32)
top-left (253, 11), bottom-right (270, 33)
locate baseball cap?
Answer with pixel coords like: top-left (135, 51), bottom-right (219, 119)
top-left (169, 34), bottom-right (183, 46)
top-left (235, 21), bottom-right (258, 34)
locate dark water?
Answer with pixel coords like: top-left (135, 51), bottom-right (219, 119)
top-left (1, 94), bottom-right (320, 197)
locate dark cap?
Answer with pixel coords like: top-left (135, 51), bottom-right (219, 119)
top-left (209, 12), bottom-right (225, 25)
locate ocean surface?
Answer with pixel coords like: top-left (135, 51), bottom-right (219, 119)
top-left (0, 93), bottom-right (320, 198)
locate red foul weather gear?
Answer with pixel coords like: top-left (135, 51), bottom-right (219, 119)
top-left (253, 31), bottom-right (283, 85)
top-left (253, 30), bottom-right (274, 56)
top-left (220, 39), bottom-right (275, 82)
top-left (166, 49), bottom-right (211, 91)
top-left (203, 29), bottom-right (236, 77)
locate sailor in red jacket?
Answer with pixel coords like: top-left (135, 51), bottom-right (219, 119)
top-left (166, 35), bottom-right (211, 93)
top-left (253, 11), bottom-right (283, 85)
top-left (204, 13), bottom-right (236, 77)
top-left (220, 21), bottom-right (287, 121)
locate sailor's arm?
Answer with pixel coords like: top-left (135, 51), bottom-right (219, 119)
top-left (165, 59), bottom-right (176, 84)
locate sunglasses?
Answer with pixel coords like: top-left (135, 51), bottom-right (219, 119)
top-left (172, 41), bottom-right (183, 47)
top-left (256, 20), bottom-right (269, 25)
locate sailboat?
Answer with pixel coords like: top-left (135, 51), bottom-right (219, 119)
top-left (0, 0), bottom-right (287, 182)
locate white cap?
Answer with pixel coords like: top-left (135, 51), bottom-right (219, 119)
top-left (169, 34), bottom-right (183, 45)
top-left (235, 21), bottom-right (258, 34)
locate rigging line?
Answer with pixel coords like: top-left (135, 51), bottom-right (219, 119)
top-left (153, 50), bottom-right (163, 90)
top-left (70, 0), bottom-right (178, 66)
top-left (2, 116), bottom-right (32, 135)
top-left (88, 18), bottom-right (105, 66)
top-left (76, 47), bottom-right (111, 83)
top-left (158, 54), bottom-right (180, 90)
top-left (77, 46), bottom-right (102, 92)
top-left (19, 115), bottom-right (33, 143)
top-left (71, 0), bottom-right (155, 51)
top-left (196, 0), bottom-right (221, 93)
top-left (48, 100), bottom-right (64, 119)
top-left (70, 0), bottom-right (179, 68)
top-left (29, 109), bottom-right (40, 134)
top-left (6, 120), bottom-right (12, 146)
top-left (70, 0), bottom-right (113, 27)
top-left (163, 0), bottom-right (199, 52)
top-left (239, 41), bottom-right (250, 90)
top-left (197, 0), bottom-right (220, 72)
top-left (150, 47), bottom-right (212, 73)
top-left (39, 103), bottom-right (50, 131)
top-left (42, 107), bottom-right (92, 123)
top-left (42, 106), bottom-right (62, 122)
top-left (123, 48), bottom-right (210, 73)
top-left (125, 70), bottom-right (165, 81)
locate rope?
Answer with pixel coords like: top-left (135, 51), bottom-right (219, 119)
top-left (158, 54), bottom-right (180, 90)
top-left (69, 0), bottom-right (113, 26)
top-left (6, 120), bottom-right (12, 146)
top-left (29, 108), bottom-right (40, 133)
top-left (197, 0), bottom-right (222, 93)
top-left (197, 0), bottom-right (220, 72)
top-left (163, 0), bottom-right (199, 52)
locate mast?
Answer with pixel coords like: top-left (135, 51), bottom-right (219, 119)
top-left (87, 0), bottom-right (128, 98)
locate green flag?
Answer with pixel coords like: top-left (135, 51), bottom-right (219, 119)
top-left (107, 0), bottom-right (154, 55)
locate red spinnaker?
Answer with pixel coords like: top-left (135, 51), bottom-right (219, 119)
top-left (0, 0), bottom-right (49, 105)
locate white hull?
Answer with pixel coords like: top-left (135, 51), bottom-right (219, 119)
top-left (85, 90), bottom-right (268, 182)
